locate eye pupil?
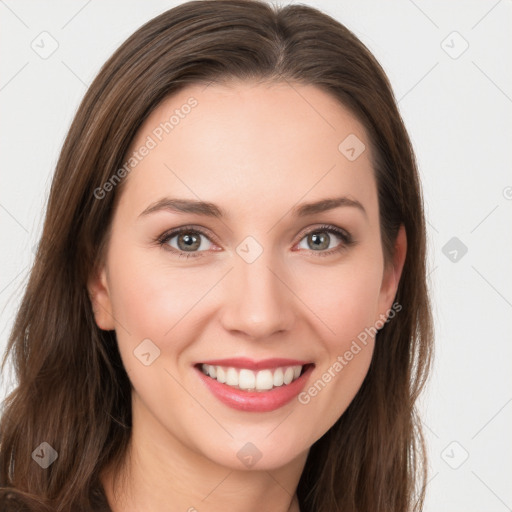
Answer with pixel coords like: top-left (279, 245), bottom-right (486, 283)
top-left (178, 232), bottom-right (200, 251)
top-left (309, 232), bottom-right (329, 250)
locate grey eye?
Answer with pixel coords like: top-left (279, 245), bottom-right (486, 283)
top-left (297, 230), bottom-right (343, 251)
top-left (167, 231), bottom-right (213, 252)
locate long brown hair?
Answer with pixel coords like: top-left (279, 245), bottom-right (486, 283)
top-left (0, 1), bottom-right (433, 510)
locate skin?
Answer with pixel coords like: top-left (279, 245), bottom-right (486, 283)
top-left (88, 80), bottom-right (406, 512)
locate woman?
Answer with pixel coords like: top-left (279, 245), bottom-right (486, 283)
top-left (0, 1), bottom-right (433, 510)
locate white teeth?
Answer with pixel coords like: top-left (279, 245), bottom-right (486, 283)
top-left (226, 367), bottom-right (238, 386)
top-left (239, 369), bottom-right (256, 390)
top-left (216, 366), bottom-right (226, 383)
top-left (283, 367), bottom-right (294, 385)
top-left (256, 369), bottom-right (274, 390)
top-left (273, 368), bottom-right (284, 387)
top-left (199, 364), bottom-right (305, 391)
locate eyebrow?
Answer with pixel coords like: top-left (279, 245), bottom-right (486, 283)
top-left (138, 196), bottom-right (367, 219)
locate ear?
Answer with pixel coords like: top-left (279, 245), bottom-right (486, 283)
top-left (87, 265), bottom-right (116, 331)
top-left (376, 224), bottom-right (407, 321)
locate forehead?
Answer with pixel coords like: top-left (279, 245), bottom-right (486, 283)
top-left (116, 81), bottom-right (378, 223)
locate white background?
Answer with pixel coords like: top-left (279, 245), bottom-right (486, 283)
top-left (1, 1), bottom-right (511, 510)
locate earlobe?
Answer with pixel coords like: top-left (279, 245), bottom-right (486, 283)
top-left (87, 266), bottom-right (115, 331)
top-left (377, 224), bottom-right (407, 321)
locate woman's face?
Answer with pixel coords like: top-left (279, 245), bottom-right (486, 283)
top-left (89, 81), bottom-right (405, 471)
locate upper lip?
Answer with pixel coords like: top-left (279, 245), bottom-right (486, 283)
top-left (196, 357), bottom-right (313, 371)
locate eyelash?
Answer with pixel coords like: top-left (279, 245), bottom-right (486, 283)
top-left (156, 224), bottom-right (354, 260)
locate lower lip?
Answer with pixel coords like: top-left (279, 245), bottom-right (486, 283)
top-left (195, 364), bottom-right (314, 412)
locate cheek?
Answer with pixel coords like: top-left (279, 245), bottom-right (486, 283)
top-left (105, 245), bottom-right (210, 372)
top-left (110, 233), bottom-right (215, 321)
top-left (105, 251), bottom-right (202, 429)
top-left (295, 254), bottom-right (384, 344)
top-left (293, 256), bottom-right (382, 427)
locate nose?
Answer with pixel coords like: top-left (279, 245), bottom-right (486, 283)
top-left (219, 248), bottom-right (296, 340)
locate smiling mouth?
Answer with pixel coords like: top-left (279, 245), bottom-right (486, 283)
top-left (196, 363), bottom-right (314, 392)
